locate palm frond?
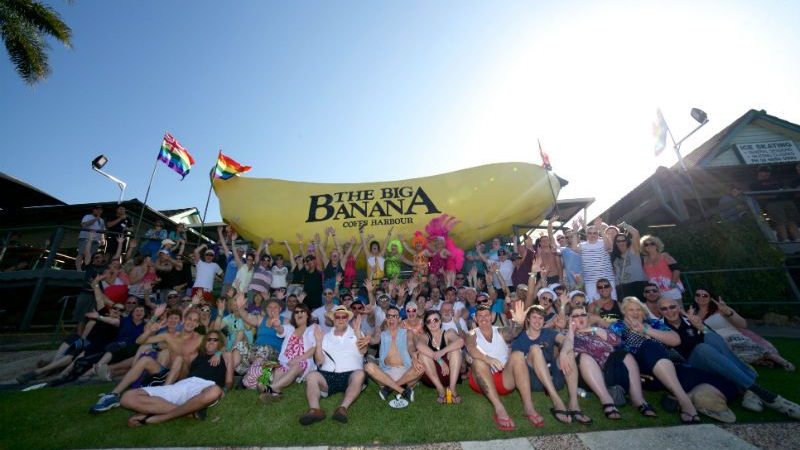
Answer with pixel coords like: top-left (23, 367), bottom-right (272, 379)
top-left (1, 0), bottom-right (72, 47)
top-left (1, 16), bottom-right (49, 84)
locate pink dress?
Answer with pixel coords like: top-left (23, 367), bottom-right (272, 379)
top-left (278, 334), bottom-right (308, 373)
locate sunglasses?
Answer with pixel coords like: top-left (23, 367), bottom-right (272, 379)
top-left (201, 307), bottom-right (211, 313)
top-left (207, 337), bottom-right (220, 342)
top-left (570, 313), bottom-right (588, 318)
top-left (456, 276), bottom-right (465, 280)
top-left (659, 305), bottom-right (678, 312)
top-left (386, 314), bottom-right (400, 318)
top-left (351, 306), bottom-right (364, 310)
top-left (112, 306), bottom-right (125, 312)
top-left (333, 315), bottom-right (349, 320)
top-left (695, 293), bottom-right (710, 298)
top-left (126, 301), bottom-right (138, 305)
top-left (476, 304), bottom-right (492, 311)
top-left (406, 308), bottom-right (417, 313)
top-left (426, 318), bottom-right (440, 324)
top-left (644, 289), bottom-right (659, 294)
top-left (597, 284), bottom-right (611, 289)
top-left (643, 242), bottom-right (656, 247)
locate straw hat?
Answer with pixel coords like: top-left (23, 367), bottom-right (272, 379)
top-left (691, 384), bottom-right (736, 423)
top-left (325, 305), bottom-right (354, 322)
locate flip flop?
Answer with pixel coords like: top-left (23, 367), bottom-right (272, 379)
top-left (493, 414), bottom-right (516, 431)
top-left (452, 394), bottom-right (462, 404)
top-left (570, 410), bottom-right (593, 425)
top-left (127, 414), bottom-right (153, 428)
top-left (526, 412), bottom-right (545, 428)
top-left (549, 408), bottom-right (571, 424)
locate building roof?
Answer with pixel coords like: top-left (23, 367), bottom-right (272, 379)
top-left (159, 207), bottom-right (198, 217)
top-left (675, 109), bottom-right (800, 170)
top-left (0, 172), bottom-right (65, 210)
top-left (599, 108), bottom-right (800, 225)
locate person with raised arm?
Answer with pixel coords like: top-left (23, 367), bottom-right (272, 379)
top-left (570, 217), bottom-right (616, 303)
top-left (465, 301), bottom-right (544, 431)
top-left (298, 307), bottom-right (370, 425)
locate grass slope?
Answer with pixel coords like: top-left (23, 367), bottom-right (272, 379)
top-left (1, 338), bottom-right (799, 450)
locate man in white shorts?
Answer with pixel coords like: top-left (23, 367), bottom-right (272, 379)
top-left (364, 305), bottom-right (423, 408)
top-left (120, 331), bottom-right (232, 427)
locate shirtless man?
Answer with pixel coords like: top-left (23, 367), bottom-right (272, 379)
top-left (364, 305), bottom-right (423, 407)
top-left (121, 330), bottom-right (232, 427)
top-left (90, 308), bottom-right (204, 414)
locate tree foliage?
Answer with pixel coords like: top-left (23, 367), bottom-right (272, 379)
top-left (0, 0), bottom-right (72, 84)
top-left (652, 217), bottom-right (792, 316)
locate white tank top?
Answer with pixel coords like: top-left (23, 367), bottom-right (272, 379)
top-left (474, 326), bottom-right (508, 365)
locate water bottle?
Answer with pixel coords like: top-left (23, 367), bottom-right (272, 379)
top-left (577, 387), bottom-right (591, 399)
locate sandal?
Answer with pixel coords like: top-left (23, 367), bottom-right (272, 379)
top-left (493, 414), bottom-right (516, 431)
top-left (570, 410), bottom-right (593, 425)
top-left (602, 403), bottom-right (621, 420)
top-left (452, 394), bottom-right (462, 404)
top-left (781, 361), bottom-right (796, 372)
top-left (127, 414), bottom-right (154, 428)
top-left (637, 402), bottom-right (658, 418)
top-left (549, 408), bottom-right (572, 424)
top-left (526, 412), bottom-right (545, 428)
top-left (437, 394), bottom-right (446, 404)
top-left (680, 411), bottom-right (702, 424)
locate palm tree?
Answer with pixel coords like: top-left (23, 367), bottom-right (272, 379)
top-left (0, 0), bottom-right (71, 85)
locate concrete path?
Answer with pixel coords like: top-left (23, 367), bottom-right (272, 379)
top-left (76, 423), bottom-right (798, 450)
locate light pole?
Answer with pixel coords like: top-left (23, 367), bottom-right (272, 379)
top-left (665, 108), bottom-right (709, 216)
top-left (91, 155), bottom-right (127, 204)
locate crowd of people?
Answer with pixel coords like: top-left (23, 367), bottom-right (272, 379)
top-left (17, 208), bottom-right (800, 431)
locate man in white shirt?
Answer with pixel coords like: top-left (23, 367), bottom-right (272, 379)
top-left (312, 288), bottom-right (338, 333)
top-left (76, 205), bottom-right (106, 269)
top-left (299, 306), bottom-right (369, 426)
top-left (440, 302), bottom-right (467, 337)
top-left (192, 245), bottom-right (223, 303)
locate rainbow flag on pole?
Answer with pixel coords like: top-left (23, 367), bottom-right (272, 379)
top-left (158, 132), bottom-right (195, 179)
top-left (214, 151), bottom-right (252, 180)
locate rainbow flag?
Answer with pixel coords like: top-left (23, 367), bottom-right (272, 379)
top-left (158, 133), bottom-right (195, 179)
top-left (214, 151), bottom-right (252, 180)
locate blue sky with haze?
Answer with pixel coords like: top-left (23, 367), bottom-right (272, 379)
top-left (2, 0), bottom-right (799, 224)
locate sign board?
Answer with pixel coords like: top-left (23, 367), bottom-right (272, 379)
top-left (736, 140), bottom-right (800, 165)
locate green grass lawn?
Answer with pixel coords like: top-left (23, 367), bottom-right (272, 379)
top-left (2, 338), bottom-right (799, 450)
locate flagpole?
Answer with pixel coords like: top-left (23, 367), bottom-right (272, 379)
top-left (133, 155), bottom-right (160, 238)
top-left (538, 139), bottom-right (560, 218)
top-left (197, 152), bottom-right (219, 245)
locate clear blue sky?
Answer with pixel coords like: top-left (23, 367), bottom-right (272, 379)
top-left (3, 0), bottom-right (800, 224)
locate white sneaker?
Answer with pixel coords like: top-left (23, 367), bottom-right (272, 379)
top-left (388, 394), bottom-right (409, 409)
top-left (765, 396), bottom-right (800, 420)
top-left (742, 390), bottom-right (763, 412)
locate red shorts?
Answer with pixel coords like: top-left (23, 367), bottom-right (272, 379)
top-left (468, 369), bottom-right (512, 396)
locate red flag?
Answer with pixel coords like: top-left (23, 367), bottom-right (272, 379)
top-left (538, 140), bottom-right (552, 171)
